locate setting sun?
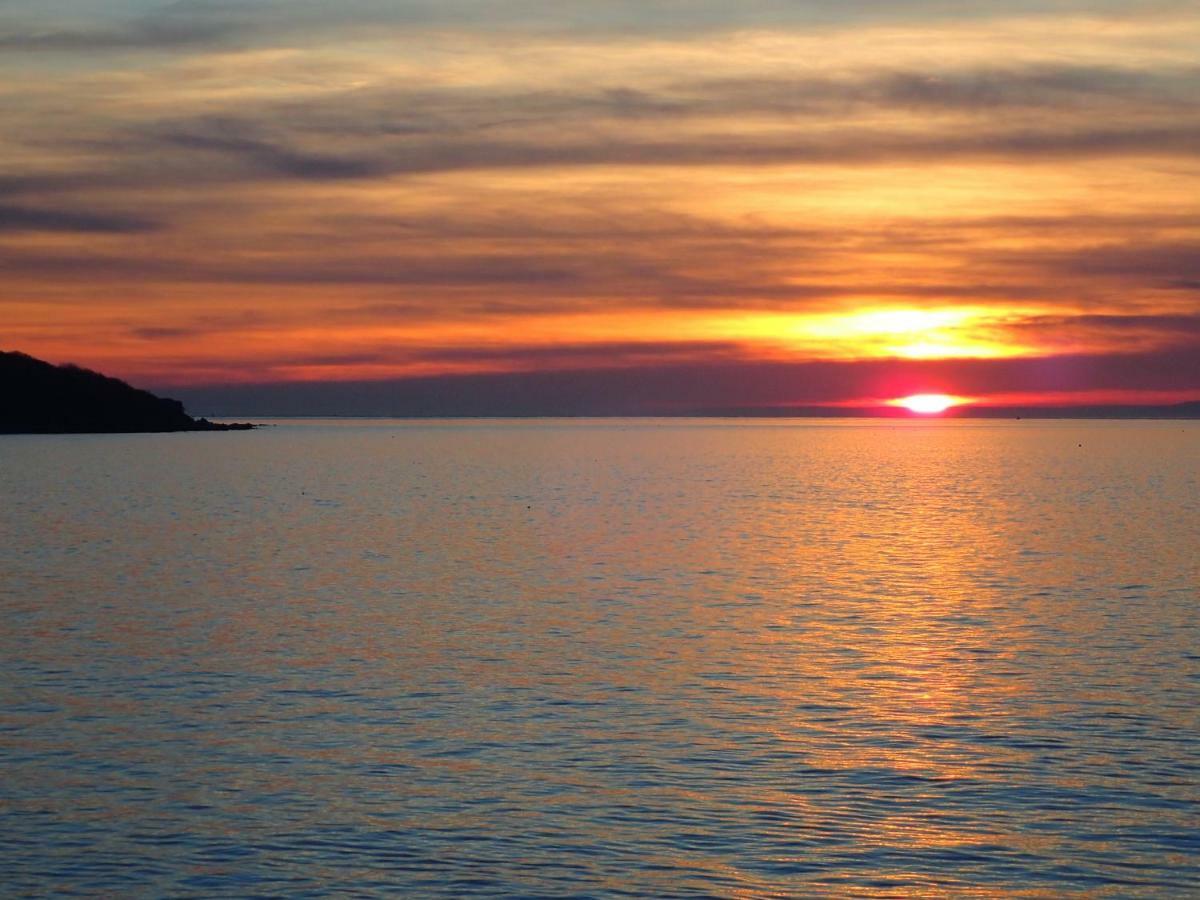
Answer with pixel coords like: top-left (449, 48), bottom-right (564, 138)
top-left (894, 394), bottom-right (964, 415)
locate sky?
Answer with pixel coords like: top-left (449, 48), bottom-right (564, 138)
top-left (2, 0), bottom-right (1198, 414)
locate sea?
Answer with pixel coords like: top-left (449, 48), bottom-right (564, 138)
top-left (1, 418), bottom-right (1197, 897)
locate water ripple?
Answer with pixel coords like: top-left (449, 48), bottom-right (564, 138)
top-left (1, 419), bottom-right (1198, 896)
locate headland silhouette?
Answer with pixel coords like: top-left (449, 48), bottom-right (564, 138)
top-left (1, 351), bottom-right (253, 434)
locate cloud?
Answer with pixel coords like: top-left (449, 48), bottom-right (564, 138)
top-left (0, 5), bottom-right (242, 52)
top-left (996, 314), bottom-right (1200, 356)
top-left (405, 340), bottom-right (745, 367)
top-left (206, 65), bottom-right (1200, 136)
top-left (128, 326), bottom-right (201, 339)
top-left (128, 339), bottom-right (747, 376)
top-left (159, 346), bottom-right (1200, 416)
top-left (92, 116), bottom-right (1200, 192)
top-left (2, 249), bottom-right (593, 288)
top-left (991, 241), bottom-right (1200, 286)
top-left (2, 1), bottom-right (1197, 405)
top-left (33, 117), bottom-right (1192, 202)
top-left (155, 118), bottom-right (387, 179)
top-left (0, 0), bottom-right (1135, 58)
top-left (119, 65), bottom-right (1197, 182)
top-left (0, 203), bottom-right (158, 233)
top-left (5, 58), bottom-right (1189, 205)
top-left (127, 311), bottom-right (267, 340)
top-left (6, 218), bottom-right (1196, 335)
top-left (676, 65), bottom-right (1200, 119)
top-left (1017, 314), bottom-right (1200, 333)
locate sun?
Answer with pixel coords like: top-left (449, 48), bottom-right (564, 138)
top-left (893, 393), bottom-right (962, 414)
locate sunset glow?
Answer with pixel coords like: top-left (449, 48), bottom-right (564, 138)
top-left (1, 2), bottom-right (1198, 414)
top-left (5, 7), bottom-right (1200, 893)
top-left (894, 394), bottom-right (966, 415)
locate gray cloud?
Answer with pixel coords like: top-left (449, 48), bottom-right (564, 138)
top-left (0, 4), bottom-right (243, 51)
top-left (1, 0), bottom-right (1161, 55)
top-left (405, 340), bottom-right (745, 366)
top-left (160, 345), bottom-right (1200, 418)
top-left (129, 325), bottom-right (202, 339)
top-left (4, 61), bottom-right (1191, 213)
top-left (993, 242), bottom-right (1200, 285)
top-left (0, 203), bottom-right (158, 233)
top-left (1015, 313), bottom-right (1200, 333)
top-left (157, 118), bottom-right (388, 179)
top-left (998, 314), bottom-right (1200, 354)
top-left (138, 62), bottom-right (1199, 167)
top-left (127, 310), bottom-right (268, 340)
top-left (5, 212), bottom-right (1196, 320)
top-left (121, 120), bottom-right (1200, 187)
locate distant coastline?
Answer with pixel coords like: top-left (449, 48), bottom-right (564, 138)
top-left (1, 351), bottom-right (255, 434)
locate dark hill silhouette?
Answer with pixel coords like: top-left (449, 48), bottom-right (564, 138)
top-left (1, 351), bottom-right (253, 433)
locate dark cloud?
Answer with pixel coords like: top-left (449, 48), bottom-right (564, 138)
top-left (1013, 314), bottom-right (1200, 333)
top-left (863, 65), bottom-right (1198, 110)
top-left (118, 121), bottom-right (1200, 187)
top-left (991, 242), bottom-right (1200, 285)
top-left (128, 326), bottom-right (200, 339)
top-left (127, 311), bottom-right (270, 341)
top-left (156, 118), bottom-right (387, 180)
top-left (0, 173), bottom-right (115, 198)
top-left (6, 251), bottom-right (586, 288)
top-left (21, 0), bottom-right (1158, 49)
top-left (0, 242), bottom-right (1001, 306)
top-left (406, 340), bottom-right (744, 366)
top-left (136, 340), bottom-right (747, 376)
top-left (161, 346), bottom-right (1200, 417)
top-left (0, 6), bottom-right (242, 52)
top-left (218, 65), bottom-right (1197, 143)
top-left (996, 314), bottom-right (1200, 354)
top-left (0, 203), bottom-right (158, 233)
top-left (7, 221), bottom-right (1195, 320)
top-left (0, 253), bottom-right (188, 280)
top-left (678, 65), bottom-right (1200, 118)
top-left (423, 124), bottom-right (1199, 171)
top-left (10, 62), bottom-right (1190, 201)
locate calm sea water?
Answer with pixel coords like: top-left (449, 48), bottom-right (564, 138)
top-left (1, 419), bottom-right (1197, 897)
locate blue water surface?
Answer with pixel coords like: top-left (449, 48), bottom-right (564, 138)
top-left (1, 419), bottom-right (1198, 896)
